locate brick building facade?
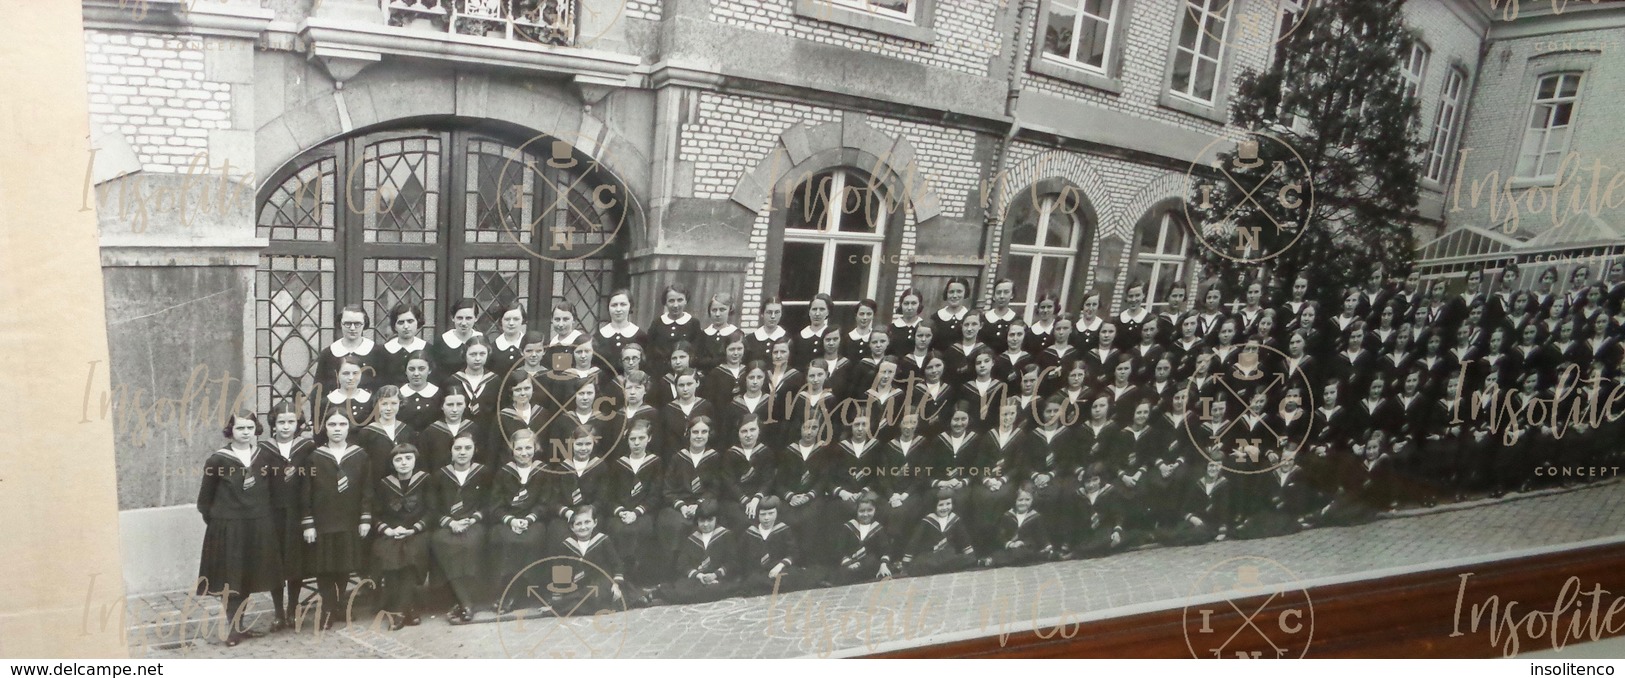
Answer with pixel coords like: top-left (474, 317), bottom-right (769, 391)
top-left (81, 0), bottom-right (1617, 591)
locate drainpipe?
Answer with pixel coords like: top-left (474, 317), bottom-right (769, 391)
top-left (977, 0), bottom-right (1034, 305)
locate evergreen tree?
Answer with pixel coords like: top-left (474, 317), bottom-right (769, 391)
top-left (1189, 0), bottom-right (1426, 306)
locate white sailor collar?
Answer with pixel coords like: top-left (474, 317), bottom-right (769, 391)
top-left (891, 317), bottom-right (920, 328)
top-left (659, 312), bottom-right (693, 326)
top-left (440, 330), bottom-right (469, 350)
top-left (1119, 307), bottom-right (1150, 323)
top-left (936, 307), bottom-right (969, 322)
top-left (752, 325), bottom-right (787, 342)
top-left (984, 308), bottom-right (1016, 323)
top-left (329, 337), bottom-right (376, 357)
top-left (599, 323), bottom-right (640, 339)
top-left (848, 326), bottom-right (874, 341)
top-left (703, 323), bottom-right (739, 337)
top-left (799, 323), bottom-right (828, 339)
top-left (545, 329), bottom-right (583, 347)
top-left (384, 336), bottom-right (427, 354)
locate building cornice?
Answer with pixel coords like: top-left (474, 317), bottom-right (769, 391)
top-left (1488, 3), bottom-right (1625, 39)
top-left (82, 0), bottom-right (275, 38)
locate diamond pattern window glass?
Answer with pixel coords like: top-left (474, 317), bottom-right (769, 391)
top-left (364, 258), bottom-right (438, 337)
top-left (257, 157), bottom-right (336, 242)
top-left (553, 258), bottom-right (614, 330)
top-left (255, 255), bottom-right (335, 411)
top-left (465, 139), bottom-right (537, 244)
top-left (362, 136), bottom-right (441, 243)
top-left (463, 258), bottom-right (531, 334)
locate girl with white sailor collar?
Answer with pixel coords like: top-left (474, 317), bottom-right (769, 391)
top-left (981, 279), bottom-right (1019, 353)
top-left (1072, 292), bottom-right (1106, 351)
top-left (487, 301), bottom-right (529, 381)
top-left (833, 414), bottom-right (885, 520)
top-left (1115, 281), bottom-right (1153, 352)
top-left (427, 430), bottom-right (491, 625)
top-left (1279, 275), bottom-right (1313, 326)
top-left (880, 412), bottom-right (932, 545)
top-left (944, 312), bottom-right (986, 388)
top-left (658, 369), bottom-right (714, 457)
top-left (889, 288), bottom-right (925, 357)
top-left (398, 351), bottom-right (441, 432)
top-left (197, 410), bottom-right (282, 646)
top-left (261, 400), bottom-right (315, 632)
top-left (540, 302), bottom-right (585, 372)
top-left (994, 321), bottom-right (1034, 385)
top-left (931, 277), bottom-right (973, 354)
top-left (595, 289), bottom-right (649, 374)
top-left (695, 291), bottom-right (740, 374)
top-left (897, 319), bottom-right (936, 385)
top-left (724, 361), bottom-right (773, 451)
top-left (929, 403), bottom-right (981, 515)
top-left (379, 303), bottom-right (433, 388)
top-left (1233, 280), bottom-right (1267, 340)
top-left (302, 406), bottom-right (374, 631)
top-left (317, 304), bottom-right (380, 395)
top-left (548, 426), bottom-right (613, 545)
top-left (451, 336), bottom-right (500, 447)
top-left (648, 283), bottom-right (701, 378)
top-left (431, 299), bottom-right (479, 386)
top-left (416, 386), bottom-right (476, 472)
top-left (1196, 286), bottom-right (1228, 344)
top-left (1156, 283), bottom-right (1190, 347)
top-left (495, 375), bottom-right (544, 468)
top-left (959, 346), bottom-right (1006, 433)
top-left (1565, 263), bottom-right (1593, 313)
top-left (858, 356), bottom-right (906, 442)
top-left (843, 299), bottom-right (881, 362)
top-left (722, 415), bottom-right (775, 531)
top-left (326, 356), bottom-right (374, 428)
top-left (701, 330), bottom-right (749, 408)
top-left (1057, 359), bottom-right (1091, 421)
top-left (971, 399), bottom-right (1026, 551)
top-left (1024, 293), bottom-right (1060, 354)
top-left (762, 339), bottom-right (802, 446)
top-left (1037, 314), bottom-right (1077, 397)
top-left (746, 298), bottom-right (789, 364)
top-left (791, 293), bottom-right (836, 368)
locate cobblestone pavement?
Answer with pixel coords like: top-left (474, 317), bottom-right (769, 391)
top-left (133, 481), bottom-right (1625, 659)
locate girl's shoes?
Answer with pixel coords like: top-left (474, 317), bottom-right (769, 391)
top-left (406, 613), bottom-right (422, 627)
top-left (224, 631), bottom-right (244, 647)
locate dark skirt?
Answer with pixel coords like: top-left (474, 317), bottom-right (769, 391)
top-left (487, 521), bottom-right (548, 582)
top-left (308, 529), bottom-right (365, 575)
top-left (272, 507), bottom-right (305, 582)
top-left (430, 524), bottom-right (487, 580)
top-left (197, 515), bottom-right (283, 596)
top-left (371, 532), bottom-right (429, 573)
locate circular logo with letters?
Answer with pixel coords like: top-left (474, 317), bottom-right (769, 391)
top-left (496, 554), bottom-right (630, 658)
top-left (1183, 556), bottom-right (1314, 659)
top-left (1185, 131), bottom-right (1315, 264)
top-left (1182, 341), bottom-right (1316, 474)
top-left (493, 131), bottom-right (638, 265)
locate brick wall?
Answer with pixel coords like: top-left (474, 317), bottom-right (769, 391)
top-left (709, 0), bottom-right (1004, 77)
top-left (83, 30), bottom-right (237, 173)
top-left (627, 0), bottom-right (662, 20)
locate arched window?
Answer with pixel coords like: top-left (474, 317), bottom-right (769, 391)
top-left (775, 167), bottom-right (894, 328)
top-left (1131, 209), bottom-right (1193, 310)
top-left (253, 124), bottom-right (628, 410)
top-left (999, 180), bottom-right (1096, 321)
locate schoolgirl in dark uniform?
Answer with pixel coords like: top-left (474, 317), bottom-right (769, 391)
top-left (1161, 458), bottom-right (1231, 546)
top-left (499, 331), bottom-right (549, 411)
top-left (850, 329), bottom-right (892, 398)
top-left (830, 415), bottom-right (887, 530)
top-left (542, 506), bottom-right (629, 614)
top-left (541, 303), bottom-right (588, 377)
top-left (993, 322), bottom-right (1034, 385)
top-left (656, 416), bottom-right (726, 571)
top-left (739, 496), bottom-right (821, 595)
top-left (776, 417), bottom-right (836, 556)
top-left (879, 413), bottom-right (933, 555)
top-left (596, 290), bottom-right (650, 375)
top-left (981, 279), bottom-right (1019, 353)
top-left (317, 304), bottom-right (381, 395)
top-left (301, 406), bottom-right (374, 630)
top-left (816, 326), bottom-right (855, 402)
top-left (324, 356), bottom-right (374, 428)
top-left (657, 369), bottom-right (714, 456)
top-left (722, 415), bottom-right (776, 532)
top-left (1026, 396), bottom-right (1076, 546)
top-left (695, 292), bottom-right (740, 373)
top-left (648, 341), bottom-right (692, 409)
top-left (1195, 286), bottom-right (1229, 345)
top-left (398, 352), bottom-right (442, 432)
top-left (1037, 316), bottom-right (1078, 396)
top-left (831, 492), bottom-right (894, 584)
top-left (372, 444), bottom-right (429, 630)
top-left (449, 336), bottom-right (500, 449)
top-left (761, 342), bottom-right (802, 447)
top-left (197, 411), bottom-right (282, 646)
top-left (723, 362), bottom-right (773, 451)
top-left (427, 430), bottom-right (492, 624)
top-left (1116, 281), bottom-right (1153, 352)
top-left (746, 299), bottom-right (789, 364)
top-left (911, 352), bottom-right (955, 438)
top-left (971, 401), bottom-right (1026, 550)
top-left (900, 488), bottom-right (976, 577)
top-left (1166, 315), bottom-right (1206, 381)
top-left (547, 427), bottom-right (614, 545)
top-left (654, 499), bottom-right (737, 604)
top-left (1025, 293), bottom-right (1060, 354)
top-left (1233, 280), bottom-right (1268, 339)
top-left (701, 331), bottom-right (748, 408)
top-left (1158, 284), bottom-right (1191, 348)
top-left (1066, 464), bottom-right (1125, 558)
top-left (431, 299), bottom-right (479, 386)
top-left (890, 288), bottom-right (926, 357)
top-left (959, 347), bottom-right (1006, 433)
top-left (486, 430), bottom-right (552, 607)
top-left (261, 401), bottom-right (314, 631)
top-left (355, 385), bottom-right (417, 481)
top-left (844, 299), bottom-right (880, 362)
top-left (1081, 323), bottom-right (1122, 391)
top-left (487, 301), bottom-right (529, 381)
top-left (931, 277), bottom-right (973, 354)
top-left (982, 484), bottom-right (1053, 567)
top-left (416, 386), bottom-right (478, 472)
top-left (943, 312), bottom-right (986, 387)
top-left (785, 359), bottom-right (837, 446)
top-left (379, 303), bottom-right (432, 388)
top-left (791, 294), bottom-right (835, 368)
top-left (648, 283), bottom-right (701, 378)
top-left (1073, 293), bottom-right (1107, 351)
top-left (608, 420), bottom-right (663, 584)
top-left (494, 376), bottom-right (545, 467)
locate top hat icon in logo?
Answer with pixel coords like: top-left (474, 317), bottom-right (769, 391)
top-left (548, 564), bottom-right (578, 594)
top-left (548, 139), bottom-right (578, 169)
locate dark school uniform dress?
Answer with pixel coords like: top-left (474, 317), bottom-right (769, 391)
top-left (745, 326), bottom-right (789, 365)
top-left (547, 456), bottom-right (615, 543)
top-left (1068, 483), bottom-right (1124, 557)
top-left (429, 330), bottom-right (473, 386)
top-left (722, 443), bottom-right (776, 529)
top-left (449, 372), bottom-right (502, 456)
top-left (354, 420), bottom-right (418, 482)
top-left (829, 439), bottom-right (886, 518)
top-left (595, 323), bottom-right (650, 374)
top-left (1023, 320), bottom-right (1057, 354)
top-left (702, 364), bottom-right (748, 411)
top-left (1116, 309), bottom-right (1152, 351)
top-left (879, 436), bottom-right (935, 553)
top-left (980, 308), bottom-right (1018, 354)
top-left (487, 332), bottom-right (528, 382)
top-left (1073, 316), bottom-right (1107, 351)
top-left (196, 446), bottom-right (284, 596)
top-left (931, 307), bottom-right (970, 353)
top-left (263, 436), bottom-right (316, 586)
top-left (831, 519), bottom-right (894, 585)
top-left (739, 522), bottom-right (819, 595)
top-left (889, 318), bottom-right (923, 357)
top-left (648, 312), bottom-right (701, 377)
top-left (399, 382), bottom-right (443, 432)
top-left (970, 428), bottom-right (1026, 546)
top-left (723, 393), bottom-right (775, 451)
top-left (790, 323), bottom-right (831, 372)
top-left (316, 338), bottom-right (381, 395)
top-left (656, 449), bottom-right (726, 568)
top-left (695, 324), bottom-right (741, 374)
top-left (660, 527), bottom-right (739, 604)
top-left (930, 431), bottom-right (983, 510)
top-left (911, 381), bottom-right (957, 438)
top-left (1160, 474), bottom-right (1232, 546)
top-left (494, 404), bottom-right (547, 467)
top-left (901, 513), bottom-right (975, 576)
top-left (371, 472), bottom-right (431, 574)
top-left (543, 532), bottom-right (627, 614)
top-left (986, 509), bottom-right (1052, 567)
top-left (416, 419), bottom-right (481, 473)
top-left (774, 442), bottom-right (835, 553)
top-left (324, 389), bottom-right (374, 429)
top-left (942, 342), bottom-right (985, 388)
top-left (302, 445), bottom-right (375, 576)
top-left (606, 454), bottom-right (663, 581)
top-left (657, 398), bottom-right (714, 458)
top-left (427, 463), bottom-right (494, 583)
top-left (487, 462), bottom-right (553, 591)
top-left (378, 336), bottom-right (432, 388)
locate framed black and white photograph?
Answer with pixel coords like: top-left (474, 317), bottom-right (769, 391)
top-left (7, 0), bottom-right (1625, 662)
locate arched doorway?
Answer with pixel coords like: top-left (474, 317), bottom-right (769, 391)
top-left (252, 121), bottom-right (629, 411)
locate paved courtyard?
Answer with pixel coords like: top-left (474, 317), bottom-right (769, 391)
top-left (127, 481), bottom-right (1625, 659)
